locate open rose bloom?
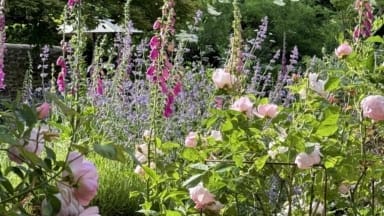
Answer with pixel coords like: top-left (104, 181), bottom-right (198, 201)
top-left (253, 104), bottom-right (279, 118)
top-left (361, 95), bottom-right (384, 122)
top-left (212, 68), bottom-right (237, 89)
top-left (8, 126), bottom-right (48, 164)
top-left (189, 183), bottom-right (216, 209)
top-left (36, 102), bottom-right (51, 119)
top-left (65, 152), bottom-right (99, 206)
top-left (185, 132), bottom-right (198, 148)
top-left (294, 144), bottom-right (321, 169)
top-left (335, 43), bottom-right (352, 58)
top-left (42, 183), bottom-right (100, 216)
top-left (230, 96), bottom-right (253, 116)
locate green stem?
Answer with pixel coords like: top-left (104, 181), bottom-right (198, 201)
top-left (309, 171), bottom-right (315, 215)
top-left (371, 178), bottom-right (375, 215)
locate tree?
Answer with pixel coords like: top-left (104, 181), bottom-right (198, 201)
top-left (5, 0), bottom-right (64, 45)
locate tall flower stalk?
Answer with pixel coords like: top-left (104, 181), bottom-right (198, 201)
top-left (0, 0), bottom-right (6, 90)
top-left (225, 0), bottom-right (243, 93)
top-left (353, 0), bottom-right (373, 41)
top-left (147, 0), bottom-right (181, 118)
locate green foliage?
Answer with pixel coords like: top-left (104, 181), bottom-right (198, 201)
top-left (90, 155), bottom-right (143, 216)
top-left (241, 0), bottom-right (339, 57)
top-left (5, 0), bottom-right (63, 45)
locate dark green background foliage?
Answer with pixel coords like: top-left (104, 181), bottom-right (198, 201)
top-left (4, 0), bottom-right (201, 45)
top-left (3, 0), bottom-right (380, 58)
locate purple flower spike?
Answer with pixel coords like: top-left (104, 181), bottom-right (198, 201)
top-left (0, 68), bottom-right (5, 89)
top-left (150, 36), bottom-right (161, 50)
top-left (149, 49), bottom-right (160, 61)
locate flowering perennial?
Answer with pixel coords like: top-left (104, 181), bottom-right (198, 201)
top-left (0, 2), bottom-right (5, 90)
top-left (361, 95), bottom-right (384, 122)
top-left (353, 0), bottom-right (373, 41)
top-left (146, 0), bottom-right (181, 118)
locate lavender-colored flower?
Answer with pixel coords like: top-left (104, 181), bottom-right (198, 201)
top-left (287, 46), bottom-right (299, 72)
top-left (247, 16), bottom-right (268, 50)
top-left (194, 10), bottom-right (203, 26)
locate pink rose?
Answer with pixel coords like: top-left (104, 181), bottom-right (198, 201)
top-left (189, 183), bottom-right (216, 209)
top-left (212, 68), bottom-right (236, 89)
top-left (36, 102), bottom-right (51, 119)
top-left (66, 152), bottom-right (99, 206)
top-left (135, 143), bottom-right (148, 163)
top-left (335, 43), bottom-right (352, 58)
top-left (230, 96), bottom-right (253, 115)
top-left (8, 127), bottom-right (46, 164)
top-left (205, 201), bottom-right (224, 214)
top-left (51, 184), bottom-right (84, 216)
top-left (361, 95), bottom-right (384, 122)
top-left (253, 104), bottom-right (278, 118)
top-left (294, 145), bottom-right (321, 169)
top-left (309, 149), bottom-right (321, 165)
top-left (185, 132), bottom-right (198, 148)
top-left (294, 153), bottom-right (314, 169)
top-left (43, 183), bottom-right (100, 216)
top-left (79, 206), bottom-right (100, 216)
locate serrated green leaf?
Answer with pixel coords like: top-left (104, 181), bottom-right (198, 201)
top-left (222, 119), bottom-right (233, 132)
top-left (182, 148), bottom-right (200, 161)
top-left (204, 116), bottom-right (218, 128)
top-left (316, 113), bottom-right (339, 137)
top-left (160, 142), bottom-right (180, 151)
top-left (182, 173), bottom-right (204, 187)
top-left (93, 143), bottom-right (125, 162)
top-left (164, 191), bottom-right (188, 201)
top-left (16, 104), bottom-right (37, 128)
top-left (142, 165), bottom-right (159, 182)
top-left (233, 154), bottom-right (244, 167)
top-left (324, 156), bottom-right (343, 169)
top-left (0, 177), bottom-right (14, 194)
top-left (254, 155), bottom-right (269, 171)
top-left (190, 163), bottom-right (209, 171)
top-left (45, 146), bottom-right (56, 161)
top-left (366, 36), bottom-right (384, 44)
top-left (325, 77), bottom-right (340, 91)
top-left (166, 210), bottom-right (182, 216)
top-left (316, 125), bottom-right (338, 137)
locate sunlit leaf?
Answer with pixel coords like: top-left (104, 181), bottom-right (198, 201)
top-left (325, 77), bottom-right (340, 91)
top-left (182, 173), bottom-right (204, 187)
top-left (93, 143), bottom-right (126, 162)
top-left (207, 3), bottom-right (222, 16)
top-left (254, 155), bottom-right (269, 171)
